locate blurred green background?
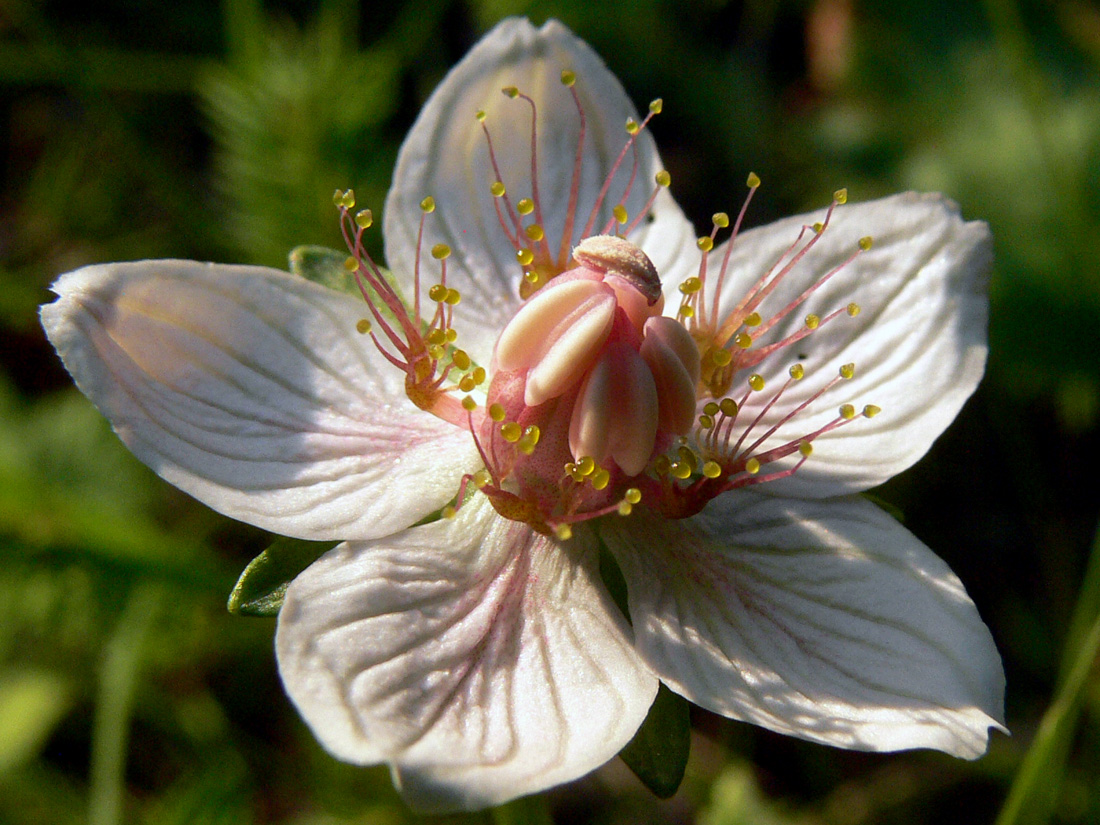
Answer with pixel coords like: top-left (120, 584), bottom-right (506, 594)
top-left (2, 0), bottom-right (1099, 822)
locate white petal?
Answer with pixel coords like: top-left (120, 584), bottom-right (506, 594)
top-left (276, 496), bottom-right (656, 811)
top-left (41, 261), bottom-right (480, 540)
top-left (383, 18), bottom-right (695, 367)
top-left (601, 491), bottom-right (1005, 759)
top-left (698, 192), bottom-right (991, 496)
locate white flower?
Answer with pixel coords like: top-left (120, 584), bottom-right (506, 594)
top-left (40, 17), bottom-right (1004, 812)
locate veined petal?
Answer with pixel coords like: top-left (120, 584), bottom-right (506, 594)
top-left (276, 496), bottom-right (657, 811)
top-left (699, 192), bottom-right (990, 496)
top-left (41, 261), bottom-right (480, 541)
top-left (602, 491), bottom-right (1005, 759)
top-left (384, 17), bottom-right (695, 366)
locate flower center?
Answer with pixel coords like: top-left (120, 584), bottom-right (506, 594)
top-left (334, 69), bottom-right (881, 537)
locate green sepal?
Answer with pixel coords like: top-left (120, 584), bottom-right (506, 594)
top-left (288, 245), bottom-right (362, 296)
top-left (618, 683), bottom-right (691, 799)
top-left (227, 536), bottom-right (337, 617)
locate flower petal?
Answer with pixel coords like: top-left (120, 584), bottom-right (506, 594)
top-left (701, 192), bottom-right (990, 496)
top-left (384, 17), bottom-right (695, 366)
top-left (602, 491), bottom-right (1005, 759)
top-left (41, 260), bottom-right (480, 540)
top-left (276, 496), bottom-right (657, 811)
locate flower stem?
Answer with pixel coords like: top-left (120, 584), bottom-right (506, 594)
top-left (995, 519), bottom-right (1100, 825)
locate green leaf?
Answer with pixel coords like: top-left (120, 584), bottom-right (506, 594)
top-left (619, 683), bottom-right (691, 799)
top-left (227, 536), bottom-right (336, 617)
top-left (288, 245), bottom-right (361, 296)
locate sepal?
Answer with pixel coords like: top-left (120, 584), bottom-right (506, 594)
top-left (227, 535), bottom-right (336, 617)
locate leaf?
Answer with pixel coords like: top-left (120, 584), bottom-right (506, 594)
top-left (227, 536), bottom-right (336, 617)
top-left (288, 245), bottom-right (361, 296)
top-left (618, 683), bottom-right (691, 799)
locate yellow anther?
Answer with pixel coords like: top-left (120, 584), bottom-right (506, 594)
top-left (459, 375), bottom-right (476, 392)
top-left (733, 332), bottom-right (752, 350)
top-left (472, 366), bottom-right (486, 385)
top-left (863, 404), bottom-right (882, 418)
top-left (679, 277), bottom-right (703, 294)
top-left (625, 118), bottom-right (640, 135)
top-left (501, 421), bottom-right (522, 442)
top-left (444, 288), bottom-right (461, 305)
top-left (555, 524), bottom-right (573, 540)
top-left (564, 461), bottom-right (579, 479)
top-left (337, 188), bottom-right (356, 208)
top-left (812, 222), bottom-right (824, 234)
top-left (428, 344), bottom-right (445, 360)
top-left (840, 404), bottom-right (857, 420)
top-left (805, 314), bottom-right (820, 330)
top-left (332, 189), bottom-right (344, 207)
top-left (859, 235), bottom-right (873, 251)
top-left (420, 196), bottom-right (435, 213)
top-left (719, 397), bottom-right (738, 416)
top-left (452, 350), bottom-right (471, 371)
top-left (748, 374), bottom-right (765, 392)
top-left (745, 457), bottom-right (761, 474)
top-left (503, 86), bottom-right (520, 99)
top-left (473, 469), bottom-right (492, 488)
top-left (679, 304), bottom-right (695, 318)
top-left (746, 171), bottom-right (761, 188)
top-left (428, 284), bottom-right (448, 302)
top-left (847, 302), bottom-right (861, 317)
top-left (525, 224), bottom-right (545, 241)
top-left (355, 209), bottom-right (373, 229)
top-left (669, 461), bottom-right (692, 480)
top-left (442, 505), bottom-right (457, 519)
top-left (697, 236), bottom-right (714, 252)
top-left (703, 401), bottom-right (720, 416)
top-left (744, 312), bottom-right (762, 327)
top-left (649, 98), bottom-right (663, 114)
top-left (789, 363), bottom-right (805, 380)
top-left (561, 69), bottom-right (576, 87)
top-left (655, 170), bottom-right (671, 187)
top-left (839, 363), bottom-right (856, 380)
top-left (516, 246), bottom-right (534, 266)
top-left (617, 501), bottom-right (633, 516)
top-left (624, 488), bottom-right (642, 504)
top-left (591, 468), bottom-right (610, 490)
top-left (834, 188), bottom-right (848, 204)
top-left (698, 413), bottom-right (714, 429)
top-left (799, 440), bottom-right (814, 457)
top-left (613, 204), bottom-right (628, 224)
top-left (712, 212), bottom-right (730, 229)
top-left (356, 319), bottom-right (372, 334)
top-left (445, 328), bottom-right (458, 343)
top-left (517, 198), bottom-right (534, 215)
top-left (476, 110), bottom-right (487, 122)
top-left (462, 395), bottom-right (477, 412)
top-left (677, 447), bottom-right (699, 474)
top-left (431, 243), bottom-right (451, 260)
top-left (712, 348), bottom-right (733, 366)
top-left (653, 455), bottom-right (671, 476)
top-left (489, 403), bottom-right (506, 422)
top-left (343, 256), bottom-right (358, 271)
top-left (524, 271), bottom-right (540, 284)
top-left (523, 425), bottom-right (541, 446)
top-left (577, 455), bottom-right (596, 476)
top-left (490, 181), bottom-right (506, 197)
top-left (702, 460), bottom-right (722, 479)
top-left (427, 329), bottom-right (446, 345)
